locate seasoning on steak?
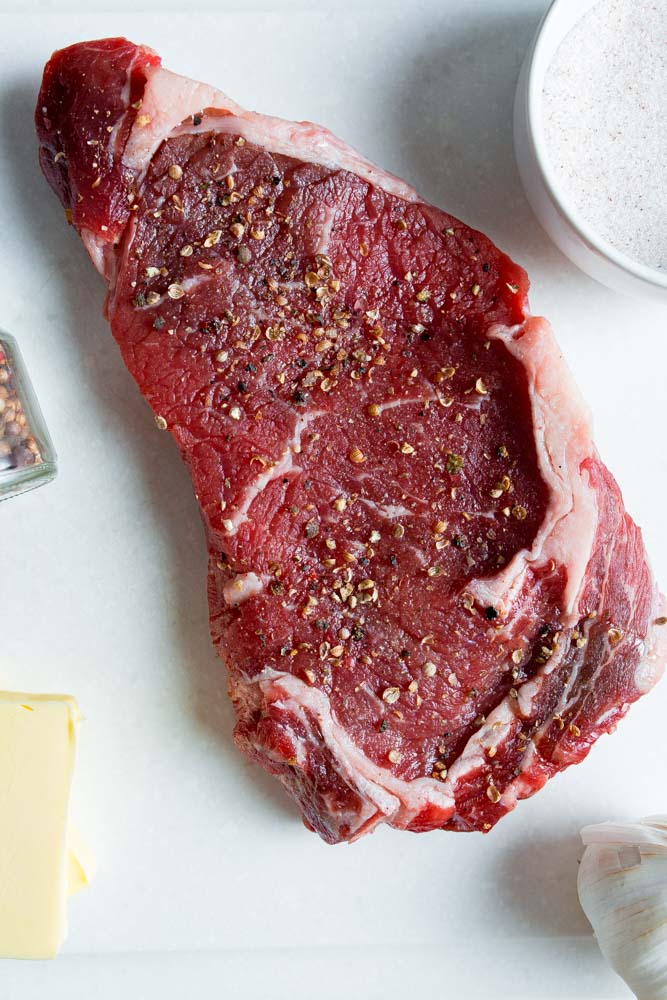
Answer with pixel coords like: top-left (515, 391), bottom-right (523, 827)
top-left (36, 38), bottom-right (667, 843)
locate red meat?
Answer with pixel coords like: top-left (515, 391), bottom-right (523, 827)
top-left (36, 39), bottom-right (667, 843)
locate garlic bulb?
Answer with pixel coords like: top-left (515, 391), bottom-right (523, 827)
top-left (578, 816), bottom-right (667, 999)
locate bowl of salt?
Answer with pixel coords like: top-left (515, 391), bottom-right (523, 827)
top-left (514, 0), bottom-right (667, 301)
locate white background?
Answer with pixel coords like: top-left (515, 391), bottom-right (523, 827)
top-left (1, 1), bottom-right (666, 996)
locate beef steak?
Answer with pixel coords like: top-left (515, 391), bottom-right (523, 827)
top-left (36, 38), bottom-right (666, 843)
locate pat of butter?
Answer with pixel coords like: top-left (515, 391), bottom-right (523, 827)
top-left (67, 828), bottom-right (96, 897)
top-left (0, 692), bottom-right (86, 959)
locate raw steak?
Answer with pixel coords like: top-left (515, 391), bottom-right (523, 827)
top-left (36, 38), bottom-right (666, 843)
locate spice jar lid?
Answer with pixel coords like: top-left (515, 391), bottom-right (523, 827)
top-left (0, 331), bottom-right (57, 502)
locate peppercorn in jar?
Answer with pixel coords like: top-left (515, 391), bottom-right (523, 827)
top-left (0, 332), bottom-right (56, 500)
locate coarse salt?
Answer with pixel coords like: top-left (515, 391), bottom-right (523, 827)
top-left (542, 0), bottom-right (667, 271)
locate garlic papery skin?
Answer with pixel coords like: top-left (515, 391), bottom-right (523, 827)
top-left (578, 817), bottom-right (667, 1000)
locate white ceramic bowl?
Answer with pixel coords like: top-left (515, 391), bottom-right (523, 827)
top-left (514, 0), bottom-right (667, 302)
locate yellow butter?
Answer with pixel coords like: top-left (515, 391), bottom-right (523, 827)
top-left (67, 829), bottom-right (96, 896)
top-left (67, 849), bottom-right (88, 897)
top-left (0, 692), bottom-right (83, 959)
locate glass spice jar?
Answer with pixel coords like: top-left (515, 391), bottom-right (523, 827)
top-left (0, 332), bottom-right (57, 501)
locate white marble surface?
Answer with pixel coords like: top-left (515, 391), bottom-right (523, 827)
top-left (1, 2), bottom-right (665, 996)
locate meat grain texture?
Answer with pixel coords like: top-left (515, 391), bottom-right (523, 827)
top-left (36, 39), bottom-right (667, 843)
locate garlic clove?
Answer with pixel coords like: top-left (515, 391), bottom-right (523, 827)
top-left (644, 816), bottom-right (667, 834)
top-left (582, 819), bottom-right (667, 853)
top-left (578, 817), bottom-right (667, 1000)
